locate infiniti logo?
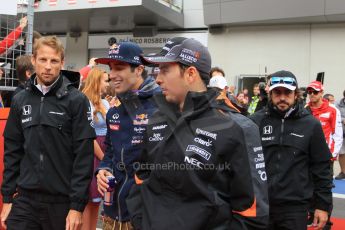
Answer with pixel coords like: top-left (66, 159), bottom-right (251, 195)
top-left (263, 125), bottom-right (273, 135)
top-left (22, 105), bottom-right (32, 116)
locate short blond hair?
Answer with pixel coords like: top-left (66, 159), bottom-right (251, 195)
top-left (33, 36), bottom-right (65, 60)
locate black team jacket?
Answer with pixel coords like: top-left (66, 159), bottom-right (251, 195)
top-left (127, 89), bottom-right (269, 230)
top-left (1, 70), bottom-right (95, 212)
top-left (250, 102), bottom-right (332, 213)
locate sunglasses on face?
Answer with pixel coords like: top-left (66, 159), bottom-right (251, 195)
top-left (307, 90), bottom-right (319, 95)
top-left (270, 77), bottom-right (296, 86)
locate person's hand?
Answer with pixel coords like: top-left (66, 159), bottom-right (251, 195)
top-left (19, 16), bottom-right (28, 29)
top-left (65, 210), bottom-right (82, 230)
top-left (105, 95), bottom-right (113, 103)
top-left (88, 57), bottom-right (97, 67)
top-left (312, 209), bottom-right (328, 230)
top-left (96, 170), bottom-right (113, 196)
top-left (1, 203), bottom-right (12, 230)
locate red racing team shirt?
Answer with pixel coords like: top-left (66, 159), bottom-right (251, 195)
top-left (308, 98), bottom-right (343, 157)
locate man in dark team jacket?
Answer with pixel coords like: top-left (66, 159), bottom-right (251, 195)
top-left (250, 70), bottom-right (332, 230)
top-left (126, 37), bottom-right (269, 230)
top-left (0, 36), bottom-right (95, 230)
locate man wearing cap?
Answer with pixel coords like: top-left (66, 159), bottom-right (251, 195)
top-left (305, 81), bottom-right (342, 230)
top-left (250, 71), bottom-right (332, 230)
top-left (306, 81), bottom-right (343, 166)
top-left (95, 42), bottom-right (160, 230)
top-left (127, 37), bottom-right (269, 229)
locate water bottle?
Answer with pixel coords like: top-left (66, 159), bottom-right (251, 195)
top-left (104, 176), bottom-right (116, 206)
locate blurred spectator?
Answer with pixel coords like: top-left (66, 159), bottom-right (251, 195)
top-left (79, 57), bottom-right (98, 90)
top-left (0, 16), bottom-right (28, 55)
top-left (82, 67), bottom-right (110, 230)
top-left (323, 93), bottom-right (335, 104)
top-left (298, 87), bottom-right (308, 105)
top-left (0, 62), bottom-right (5, 79)
top-left (149, 66), bottom-right (160, 79)
top-left (236, 91), bottom-right (249, 116)
top-left (228, 85), bottom-right (235, 96)
top-left (209, 75), bottom-right (228, 91)
top-left (242, 87), bottom-right (249, 102)
top-left (0, 63), bottom-right (13, 107)
top-left (335, 90), bottom-right (345, 180)
top-left (13, 55), bottom-right (34, 96)
top-left (108, 37), bottom-right (117, 49)
top-left (210, 66), bottom-right (225, 78)
top-left (254, 78), bottom-right (271, 113)
top-left (247, 83), bottom-right (260, 115)
top-left (237, 91), bottom-right (248, 106)
top-left (208, 75), bottom-right (248, 114)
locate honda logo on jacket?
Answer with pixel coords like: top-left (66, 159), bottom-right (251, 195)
top-left (22, 105), bottom-right (32, 115)
top-left (263, 125), bottom-right (273, 135)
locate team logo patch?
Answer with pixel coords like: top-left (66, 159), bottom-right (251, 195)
top-left (134, 127), bottom-right (146, 134)
top-left (263, 125), bottom-right (273, 135)
top-left (186, 145), bottom-right (211, 161)
top-left (195, 128), bottom-right (217, 140)
top-left (22, 105), bottom-right (32, 115)
top-left (110, 124), bottom-right (120, 131)
top-left (109, 45), bottom-right (120, 55)
top-left (133, 113), bottom-right (148, 125)
top-left (148, 133), bottom-right (164, 142)
top-left (131, 136), bottom-right (143, 145)
top-left (320, 112), bottom-right (330, 119)
top-left (152, 124), bottom-right (168, 130)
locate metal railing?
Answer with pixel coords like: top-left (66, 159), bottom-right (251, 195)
top-left (0, 0), bottom-right (34, 92)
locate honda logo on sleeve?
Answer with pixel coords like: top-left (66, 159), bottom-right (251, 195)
top-left (263, 125), bottom-right (273, 135)
top-left (22, 105), bottom-right (32, 115)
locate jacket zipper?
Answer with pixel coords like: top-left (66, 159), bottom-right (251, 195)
top-left (280, 119), bottom-right (285, 145)
top-left (39, 96), bottom-right (44, 170)
top-left (117, 148), bottom-right (127, 221)
top-left (276, 119), bottom-right (285, 171)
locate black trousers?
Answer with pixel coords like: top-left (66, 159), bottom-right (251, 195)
top-left (6, 194), bottom-right (70, 230)
top-left (268, 210), bottom-right (308, 230)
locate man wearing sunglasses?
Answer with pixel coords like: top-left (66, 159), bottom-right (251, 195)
top-left (306, 81), bottom-right (343, 164)
top-left (250, 71), bottom-right (332, 230)
top-left (306, 81), bottom-right (343, 230)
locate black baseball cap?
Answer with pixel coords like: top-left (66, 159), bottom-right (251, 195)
top-left (141, 37), bottom-right (212, 75)
top-left (95, 42), bottom-right (143, 65)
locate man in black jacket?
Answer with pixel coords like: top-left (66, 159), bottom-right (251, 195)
top-left (250, 70), bottom-right (332, 230)
top-left (126, 37), bottom-right (269, 230)
top-left (0, 36), bottom-right (95, 230)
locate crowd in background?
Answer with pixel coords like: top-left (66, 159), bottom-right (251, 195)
top-left (0, 19), bottom-right (345, 230)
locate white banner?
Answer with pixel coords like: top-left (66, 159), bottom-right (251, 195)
top-left (0, 0), bottom-right (18, 15)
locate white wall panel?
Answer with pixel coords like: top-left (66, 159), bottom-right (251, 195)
top-left (208, 23), bottom-right (345, 99)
